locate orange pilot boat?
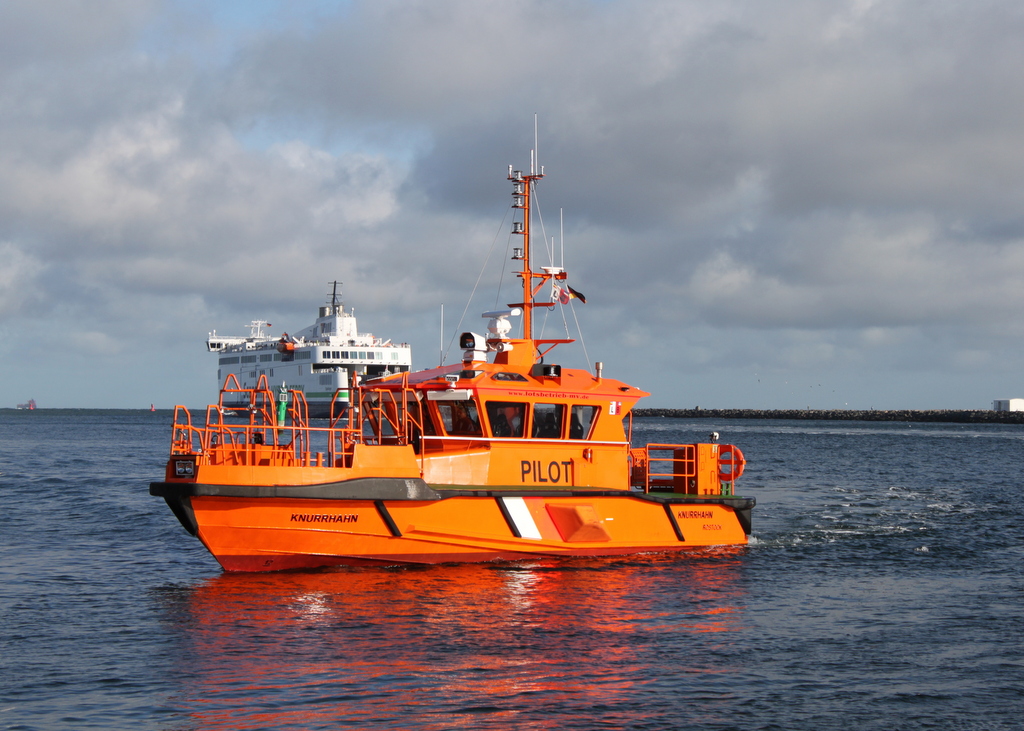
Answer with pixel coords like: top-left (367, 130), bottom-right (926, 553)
top-left (151, 157), bottom-right (755, 572)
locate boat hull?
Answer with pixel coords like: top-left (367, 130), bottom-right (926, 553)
top-left (151, 481), bottom-right (754, 572)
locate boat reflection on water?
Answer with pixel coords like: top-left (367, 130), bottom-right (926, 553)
top-left (161, 551), bottom-right (748, 729)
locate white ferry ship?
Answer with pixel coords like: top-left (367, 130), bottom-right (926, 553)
top-left (206, 284), bottom-right (412, 418)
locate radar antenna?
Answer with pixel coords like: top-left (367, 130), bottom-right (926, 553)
top-left (328, 281), bottom-right (343, 311)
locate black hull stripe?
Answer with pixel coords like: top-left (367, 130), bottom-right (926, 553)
top-left (374, 500), bottom-right (402, 537)
top-left (663, 502), bottom-right (686, 542)
top-left (494, 497), bottom-right (522, 538)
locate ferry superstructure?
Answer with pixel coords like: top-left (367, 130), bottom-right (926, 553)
top-left (206, 285), bottom-right (412, 418)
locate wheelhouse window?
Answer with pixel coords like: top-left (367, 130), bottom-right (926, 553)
top-left (436, 400), bottom-right (483, 437)
top-left (532, 403), bottom-right (564, 438)
top-left (401, 393), bottom-right (437, 454)
top-left (491, 372), bottom-right (528, 382)
top-left (485, 402), bottom-right (525, 437)
top-left (569, 405), bottom-right (597, 439)
top-left (411, 397), bottom-right (438, 437)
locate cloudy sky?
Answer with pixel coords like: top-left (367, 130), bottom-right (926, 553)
top-left (2, 0), bottom-right (1023, 410)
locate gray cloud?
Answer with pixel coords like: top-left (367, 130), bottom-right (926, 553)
top-left (2, 0), bottom-right (1024, 409)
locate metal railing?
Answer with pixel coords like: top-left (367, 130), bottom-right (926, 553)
top-left (168, 373), bottom-right (430, 470)
top-left (630, 443), bottom-right (698, 493)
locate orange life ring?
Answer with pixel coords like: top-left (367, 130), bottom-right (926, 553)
top-left (718, 445), bottom-right (746, 482)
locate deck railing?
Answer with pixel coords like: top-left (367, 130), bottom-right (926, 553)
top-left (630, 444), bottom-right (697, 493)
top-left (168, 378), bottom-right (743, 492)
top-left (168, 374), bottom-right (432, 470)
top-left (629, 443), bottom-right (744, 495)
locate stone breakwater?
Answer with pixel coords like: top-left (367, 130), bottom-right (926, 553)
top-left (633, 408), bottom-right (1024, 424)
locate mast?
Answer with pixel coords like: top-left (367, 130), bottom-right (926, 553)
top-left (508, 160), bottom-right (544, 340)
top-left (498, 152), bottom-right (572, 368)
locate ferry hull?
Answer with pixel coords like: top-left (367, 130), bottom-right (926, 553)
top-left (152, 483), bottom-right (753, 572)
top-left (221, 397), bottom-right (345, 420)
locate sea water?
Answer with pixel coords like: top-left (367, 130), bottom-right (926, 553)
top-left (1, 410), bottom-right (1022, 730)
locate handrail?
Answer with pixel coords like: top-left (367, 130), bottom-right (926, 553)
top-left (629, 443), bottom-right (744, 494)
top-left (170, 405), bottom-right (202, 455)
top-left (171, 383), bottom-right (711, 486)
top-left (420, 435), bottom-right (628, 446)
top-left (357, 373), bottom-right (427, 452)
top-left (630, 443), bottom-right (698, 493)
top-left (166, 380), bottom-right (370, 470)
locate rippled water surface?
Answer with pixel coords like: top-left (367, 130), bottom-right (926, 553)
top-left (2, 411), bottom-right (1023, 730)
